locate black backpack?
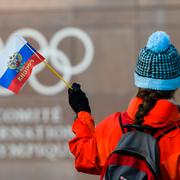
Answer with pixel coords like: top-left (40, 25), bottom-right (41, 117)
top-left (100, 112), bottom-right (180, 180)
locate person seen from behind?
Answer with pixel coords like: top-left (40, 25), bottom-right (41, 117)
top-left (68, 31), bottom-right (180, 180)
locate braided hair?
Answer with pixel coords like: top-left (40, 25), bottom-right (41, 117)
top-left (135, 88), bottom-right (175, 125)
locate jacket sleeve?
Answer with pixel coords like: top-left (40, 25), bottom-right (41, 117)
top-left (68, 111), bottom-right (122, 175)
top-left (159, 128), bottom-right (180, 180)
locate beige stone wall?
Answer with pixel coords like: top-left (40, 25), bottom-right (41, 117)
top-left (0, 0), bottom-right (180, 11)
top-left (0, 1), bottom-right (179, 180)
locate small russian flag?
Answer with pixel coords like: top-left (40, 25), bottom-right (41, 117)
top-left (0, 35), bottom-right (45, 94)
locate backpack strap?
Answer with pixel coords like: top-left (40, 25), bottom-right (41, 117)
top-left (153, 120), bottom-right (180, 141)
top-left (119, 112), bottom-right (180, 141)
top-left (119, 112), bottom-right (156, 134)
top-left (118, 112), bottom-right (130, 133)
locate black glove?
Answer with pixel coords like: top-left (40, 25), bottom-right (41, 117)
top-left (68, 83), bottom-right (91, 114)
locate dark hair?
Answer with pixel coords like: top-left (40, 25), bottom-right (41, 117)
top-left (135, 88), bottom-right (176, 125)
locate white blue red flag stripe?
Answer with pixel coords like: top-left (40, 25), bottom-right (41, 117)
top-left (0, 35), bottom-right (44, 94)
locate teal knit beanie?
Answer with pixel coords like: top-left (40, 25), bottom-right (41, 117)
top-left (134, 31), bottom-right (180, 90)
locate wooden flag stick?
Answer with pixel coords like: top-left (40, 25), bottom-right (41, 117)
top-left (42, 59), bottom-right (72, 89)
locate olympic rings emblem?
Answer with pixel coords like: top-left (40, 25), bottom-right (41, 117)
top-left (0, 27), bottom-right (94, 96)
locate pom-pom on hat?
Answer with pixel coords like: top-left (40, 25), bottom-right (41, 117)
top-left (134, 31), bottom-right (180, 90)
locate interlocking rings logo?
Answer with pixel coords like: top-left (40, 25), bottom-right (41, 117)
top-left (0, 27), bottom-right (94, 96)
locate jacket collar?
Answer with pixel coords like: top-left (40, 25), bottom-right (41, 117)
top-left (127, 97), bottom-right (180, 128)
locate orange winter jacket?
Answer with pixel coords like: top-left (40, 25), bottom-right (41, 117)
top-left (69, 97), bottom-right (180, 179)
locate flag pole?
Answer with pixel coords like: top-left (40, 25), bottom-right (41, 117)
top-left (17, 35), bottom-right (72, 89)
top-left (42, 59), bottom-right (72, 89)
